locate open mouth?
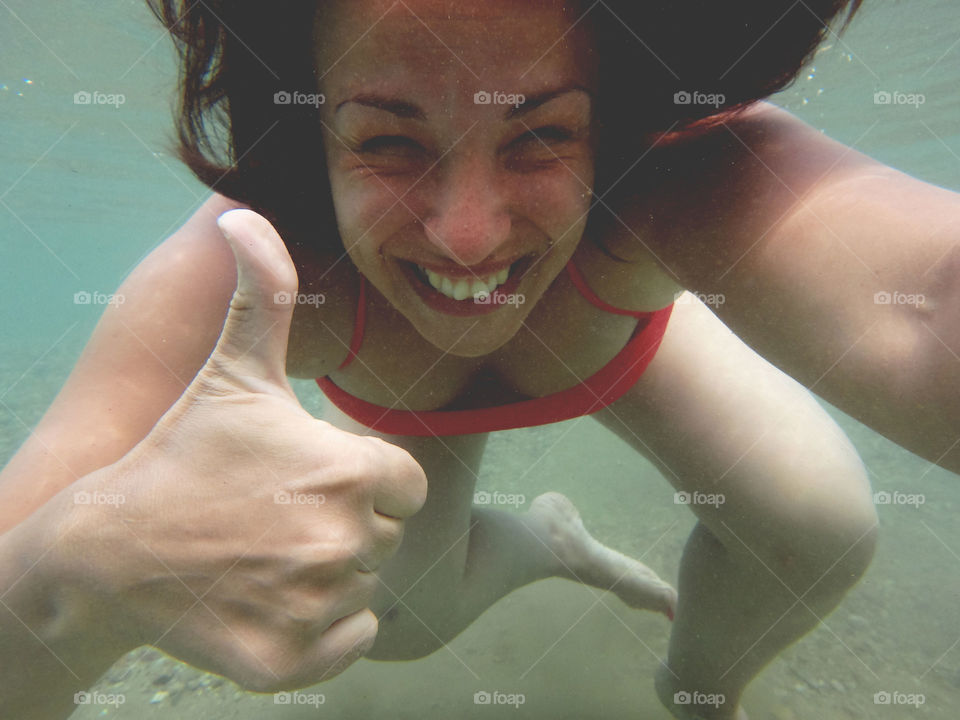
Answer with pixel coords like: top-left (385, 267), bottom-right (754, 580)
top-left (418, 264), bottom-right (509, 300)
top-left (401, 256), bottom-right (533, 316)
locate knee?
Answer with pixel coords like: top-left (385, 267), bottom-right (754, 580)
top-left (762, 487), bottom-right (879, 594)
top-left (722, 465), bottom-right (879, 595)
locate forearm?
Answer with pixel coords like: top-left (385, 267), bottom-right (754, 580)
top-left (0, 510), bottom-right (132, 719)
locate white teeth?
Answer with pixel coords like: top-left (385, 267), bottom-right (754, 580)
top-left (418, 264), bottom-right (513, 301)
top-left (469, 278), bottom-right (489, 297)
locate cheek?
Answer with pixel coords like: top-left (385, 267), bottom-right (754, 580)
top-left (510, 168), bottom-right (593, 236)
top-left (329, 169), bottom-right (419, 246)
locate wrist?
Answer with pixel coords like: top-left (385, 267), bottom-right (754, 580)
top-left (3, 486), bottom-right (140, 668)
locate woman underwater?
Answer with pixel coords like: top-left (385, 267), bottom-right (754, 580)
top-left (1, 1), bottom-right (958, 718)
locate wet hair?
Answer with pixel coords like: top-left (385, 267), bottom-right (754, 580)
top-left (146, 0), bottom-right (863, 252)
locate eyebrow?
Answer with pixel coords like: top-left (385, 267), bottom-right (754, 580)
top-left (335, 84), bottom-right (591, 121)
top-left (335, 95), bottom-right (426, 120)
top-left (506, 85), bottom-right (592, 119)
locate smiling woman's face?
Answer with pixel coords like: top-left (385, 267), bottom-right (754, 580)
top-left (314, 0), bottom-right (597, 356)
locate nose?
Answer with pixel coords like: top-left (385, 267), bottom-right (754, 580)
top-left (421, 154), bottom-right (511, 267)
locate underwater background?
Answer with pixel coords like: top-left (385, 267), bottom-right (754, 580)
top-left (2, 0), bottom-right (959, 717)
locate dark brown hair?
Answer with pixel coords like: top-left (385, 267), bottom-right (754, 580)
top-left (146, 0), bottom-right (863, 252)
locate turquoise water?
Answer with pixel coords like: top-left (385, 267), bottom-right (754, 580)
top-left (2, 0), bottom-right (959, 718)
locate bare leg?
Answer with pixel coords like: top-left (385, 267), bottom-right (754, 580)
top-left (652, 522), bottom-right (867, 720)
top-left (367, 491), bottom-right (676, 660)
top-left (597, 296), bottom-right (879, 720)
top-left (322, 401), bottom-right (674, 662)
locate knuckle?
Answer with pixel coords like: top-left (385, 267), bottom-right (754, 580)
top-left (307, 523), bottom-right (372, 570)
top-left (233, 651), bottom-right (296, 694)
top-left (381, 446), bottom-right (428, 504)
top-left (240, 671), bottom-right (287, 695)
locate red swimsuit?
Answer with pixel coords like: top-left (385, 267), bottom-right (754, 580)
top-left (316, 261), bottom-right (674, 436)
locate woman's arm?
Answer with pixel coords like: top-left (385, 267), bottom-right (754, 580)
top-left (0, 208), bottom-right (425, 718)
top-left (629, 102), bottom-right (960, 473)
top-left (0, 497), bottom-right (137, 719)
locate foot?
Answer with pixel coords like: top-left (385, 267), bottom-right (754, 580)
top-left (655, 664), bottom-right (750, 720)
top-left (526, 492), bottom-right (677, 619)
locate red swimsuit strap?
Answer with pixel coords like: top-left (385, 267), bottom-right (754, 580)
top-left (564, 261), bottom-right (654, 318)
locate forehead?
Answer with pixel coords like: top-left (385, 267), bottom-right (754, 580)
top-left (314, 0), bottom-right (595, 97)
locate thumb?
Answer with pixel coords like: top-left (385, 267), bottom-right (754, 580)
top-left (209, 209), bottom-right (299, 388)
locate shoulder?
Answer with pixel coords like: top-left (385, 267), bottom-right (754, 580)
top-left (617, 101), bottom-right (879, 290)
top-left (148, 193), bottom-right (355, 378)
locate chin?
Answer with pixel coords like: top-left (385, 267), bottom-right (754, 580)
top-left (410, 312), bottom-right (526, 358)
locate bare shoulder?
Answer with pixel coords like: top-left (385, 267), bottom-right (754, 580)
top-left (617, 102), bottom-right (878, 288)
top-left (615, 101), bottom-right (960, 466)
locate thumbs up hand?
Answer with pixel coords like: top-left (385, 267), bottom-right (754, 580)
top-left (50, 209), bottom-right (427, 691)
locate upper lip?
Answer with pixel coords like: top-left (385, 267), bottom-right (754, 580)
top-left (403, 256), bottom-right (527, 279)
